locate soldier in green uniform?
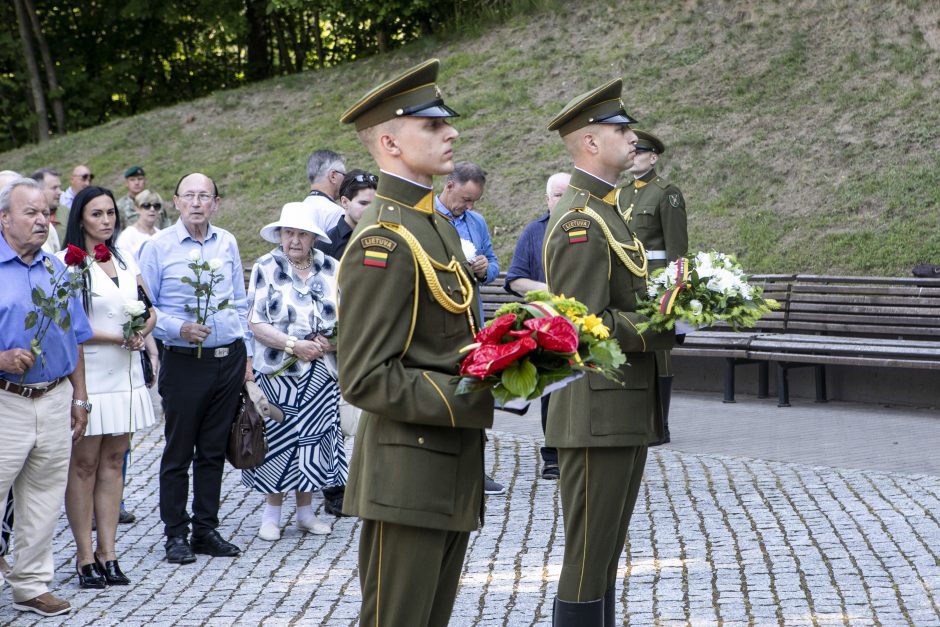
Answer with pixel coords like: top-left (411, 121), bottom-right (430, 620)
top-left (336, 59), bottom-right (494, 627)
top-left (543, 80), bottom-right (675, 626)
top-left (618, 129), bottom-right (688, 444)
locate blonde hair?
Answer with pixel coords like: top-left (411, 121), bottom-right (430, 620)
top-left (135, 189), bottom-right (163, 208)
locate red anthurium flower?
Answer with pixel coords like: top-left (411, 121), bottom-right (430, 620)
top-left (460, 336), bottom-right (537, 378)
top-left (523, 315), bottom-right (579, 353)
top-left (64, 244), bottom-right (88, 266)
top-left (93, 243), bottom-right (112, 263)
top-left (474, 313), bottom-right (517, 344)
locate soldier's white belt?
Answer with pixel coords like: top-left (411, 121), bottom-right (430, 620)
top-left (646, 250), bottom-right (667, 260)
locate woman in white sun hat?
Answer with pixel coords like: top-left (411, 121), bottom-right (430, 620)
top-left (242, 202), bottom-right (346, 540)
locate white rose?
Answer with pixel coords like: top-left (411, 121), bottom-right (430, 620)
top-left (209, 258), bottom-right (224, 271)
top-left (689, 299), bottom-right (703, 316)
top-left (124, 300), bottom-right (146, 317)
top-left (460, 239), bottom-right (477, 263)
top-left (647, 284), bottom-right (659, 299)
top-left (187, 249), bottom-right (201, 262)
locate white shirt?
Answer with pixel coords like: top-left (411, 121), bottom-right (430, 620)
top-left (301, 192), bottom-right (344, 233)
top-left (117, 225), bottom-right (161, 260)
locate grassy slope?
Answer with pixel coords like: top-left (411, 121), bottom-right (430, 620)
top-left (4, 0), bottom-right (940, 275)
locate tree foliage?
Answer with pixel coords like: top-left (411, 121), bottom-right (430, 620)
top-left (0, 0), bottom-right (533, 150)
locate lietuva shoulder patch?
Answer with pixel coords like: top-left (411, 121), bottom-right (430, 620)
top-left (562, 218), bottom-right (590, 245)
top-left (561, 218), bottom-right (591, 232)
top-left (360, 235), bottom-right (398, 252)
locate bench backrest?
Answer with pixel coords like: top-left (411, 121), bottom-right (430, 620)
top-left (785, 275), bottom-right (940, 340)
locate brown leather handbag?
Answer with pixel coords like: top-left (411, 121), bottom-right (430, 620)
top-left (226, 389), bottom-right (269, 469)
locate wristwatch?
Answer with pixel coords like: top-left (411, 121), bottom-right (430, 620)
top-left (72, 399), bottom-right (92, 413)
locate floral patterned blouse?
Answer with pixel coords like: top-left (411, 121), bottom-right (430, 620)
top-left (248, 247), bottom-right (338, 376)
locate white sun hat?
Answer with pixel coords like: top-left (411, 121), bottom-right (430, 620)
top-left (260, 201), bottom-right (331, 244)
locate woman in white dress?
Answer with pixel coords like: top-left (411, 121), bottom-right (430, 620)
top-left (115, 189), bottom-right (163, 259)
top-left (59, 187), bottom-right (157, 588)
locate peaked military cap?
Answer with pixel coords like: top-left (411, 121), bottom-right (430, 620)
top-left (124, 165), bottom-right (145, 178)
top-left (633, 130), bottom-right (665, 154)
top-left (547, 78), bottom-right (638, 136)
top-left (340, 58), bottom-right (459, 131)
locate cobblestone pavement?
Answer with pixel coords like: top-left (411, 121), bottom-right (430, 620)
top-left (3, 411), bottom-right (940, 626)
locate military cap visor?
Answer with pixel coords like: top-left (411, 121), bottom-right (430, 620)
top-left (340, 59), bottom-right (459, 131)
top-left (548, 78), bottom-right (638, 136)
top-left (633, 130), bottom-right (666, 154)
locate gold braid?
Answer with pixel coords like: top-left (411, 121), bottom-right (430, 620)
top-left (578, 206), bottom-right (649, 278)
top-left (381, 221), bottom-right (478, 335)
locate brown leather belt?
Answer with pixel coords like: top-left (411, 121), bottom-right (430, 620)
top-left (0, 377), bottom-right (64, 399)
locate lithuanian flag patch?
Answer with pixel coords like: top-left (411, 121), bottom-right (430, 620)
top-left (363, 250), bottom-right (389, 268)
top-left (567, 229), bottom-right (588, 244)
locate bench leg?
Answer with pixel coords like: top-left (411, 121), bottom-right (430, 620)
top-left (758, 362), bottom-right (769, 398)
top-left (815, 365), bottom-right (827, 403)
top-left (723, 358), bottom-right (736, 403)
top-left (777, 363), bottom-right (791, 407)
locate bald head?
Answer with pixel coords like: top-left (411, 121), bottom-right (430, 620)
top-left (174, 173), bottom-right (219, 235)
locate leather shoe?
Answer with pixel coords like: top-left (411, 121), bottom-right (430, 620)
top-left (76, 561), bottom-right (106, 589)
top-left (541, 464), bottom-right (560, 480)
top-left (323, 495), bottom-right (348, 517)
top-left (165, 536), bottom-right (196, 564)
top-left (95, 553), bottom-right (130, 585)
top-left (191, 530), bottom-right (240, 557)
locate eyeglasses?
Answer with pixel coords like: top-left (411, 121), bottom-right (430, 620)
top-left (78, 173), bottom-right (94, 181)
top-left (352, 174), bottom-right (378, 185)
top-left (139, 203), bottom-right (162, 211)
top-left (331, 169), bottom-right (347, 179)
top-left (178, 192), bottom-right (216, 203)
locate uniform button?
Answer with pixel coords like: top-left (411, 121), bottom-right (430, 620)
top-left (417, 436), bottom-right (426, 445)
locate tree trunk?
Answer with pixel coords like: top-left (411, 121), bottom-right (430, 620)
top-left (245, 0), bottom-right (272, 81)
top-left (23, 0), bottom-right (65, 134)
top-left (12, 0), bottom-right (49, 143)
top-left (376, 28), bottom-right (388, 54)
top-left (272, 12), bottom-right (291, 74)
top-left (312, 10), bottom-right (324, 68)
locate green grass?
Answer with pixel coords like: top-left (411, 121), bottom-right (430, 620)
top-left (3, 0), bottom-right (940, 276)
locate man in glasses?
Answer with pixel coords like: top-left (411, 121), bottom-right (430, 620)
top-left (302, 149), bottom-right (346, 233)
top-left (618, 130), bottom-right (688, 445)
top-left (139, 173), bottom-right (252, 566)
top-left (59, 165), bottom-right (93, 210)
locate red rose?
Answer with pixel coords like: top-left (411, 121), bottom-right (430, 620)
top-left (93, 243), bottom-right (112, 262)
top-left (459, 336), bottom-right (537, 378)
top-left (523, 315), bottom-right (579, 353)
top-left (475, 313), bottom-right (517, 344)
top-left (64, 244), bottom-right (88, 266)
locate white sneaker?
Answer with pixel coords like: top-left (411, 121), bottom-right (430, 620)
top-left (297, 515), bottom-right (331, 535)
top-left (258, 521), bottom-right (281, 541)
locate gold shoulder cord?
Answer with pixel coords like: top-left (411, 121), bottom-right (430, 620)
top-left (381, 221), bottom-right (478, 335)
top-left (578, 206), bottom-right (649, 278)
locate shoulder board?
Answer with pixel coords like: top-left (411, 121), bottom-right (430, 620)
top-left (653, 177), bottom-right (671, 190)
top-left (377, 201), bottom-right (403, 226)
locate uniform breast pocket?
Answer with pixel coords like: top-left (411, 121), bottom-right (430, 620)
top-left (371, 422), bottom-right (461, 515)
top-left (633, 206), bottom-right (659, 235)
top-left (588, 354), bottom-right (654, 435)
top-left (425, 275), bottom-right (472, 339)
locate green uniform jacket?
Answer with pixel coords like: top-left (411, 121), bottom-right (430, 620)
top-left (543, 169), bottom-right (674, 448)
top-left (620, 169), bottom-right (688, 271)
top-left (338, 173), bottom-right (494, 533)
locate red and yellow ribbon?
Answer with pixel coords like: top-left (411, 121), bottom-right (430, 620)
top-left (658, 257), bottom-right (691, 315)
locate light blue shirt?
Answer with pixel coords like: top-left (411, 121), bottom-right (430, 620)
top-left (0, 235), bottom-right (93, 383)
top-left (138, 220), bottom-right (252, 355)
top-left (433, 195), bottom-right (500, 284)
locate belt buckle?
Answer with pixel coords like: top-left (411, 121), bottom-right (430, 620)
top-left (213, 347), bottom-right (230, 358)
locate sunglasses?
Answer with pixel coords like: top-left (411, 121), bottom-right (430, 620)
top-left (352, 174), bottom-right (378, 185)
top-left (78, 173), bottom-right (94, 181)
top-left (139, 203), bottom-right (162, 210)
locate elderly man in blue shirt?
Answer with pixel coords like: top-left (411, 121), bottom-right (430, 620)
top-left (139, 172), bottom-right (252, 565)
top-left (504, 172), bottom-right (570, 481)
top-left (0, 178), bottom-right (93, 618)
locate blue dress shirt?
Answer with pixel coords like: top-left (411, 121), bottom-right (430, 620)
top-left (0, 235), bottom-right (93, 383)
top-left (504, 212), bottom-right (549, 296)
top-left (138, 220), bottom-right (252, 355)
top-left (433, 195), bottom-right (500, 284)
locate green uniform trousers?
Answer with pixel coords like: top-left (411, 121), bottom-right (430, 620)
top-left (358, 519), bottom-right (470, 627)
top-left (557, 446), bottom-right (648, 601)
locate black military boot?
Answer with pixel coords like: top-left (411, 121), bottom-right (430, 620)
top-left (649, 375), bottom-right (673, 446)
top-left (604, 587), bottom-right (616, 627)
top-left (553, 596), bottom-right (605, 626)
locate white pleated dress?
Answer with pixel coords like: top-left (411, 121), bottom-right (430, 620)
top-left (57, 252), bottom-right (156, 436)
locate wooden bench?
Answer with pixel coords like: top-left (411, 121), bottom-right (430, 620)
top-left (745, 275), bottom-right (940, 405)
top-left (479, 275), bottom-right (523, 321)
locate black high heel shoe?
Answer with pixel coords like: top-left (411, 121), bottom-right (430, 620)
top-left (94, 553), bottom-right (130, 586)
top-left (77, 561), bottom-right (107, 589)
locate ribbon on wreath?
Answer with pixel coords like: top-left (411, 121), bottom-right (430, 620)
top-left (658, 257), bottom-right (691, 315)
